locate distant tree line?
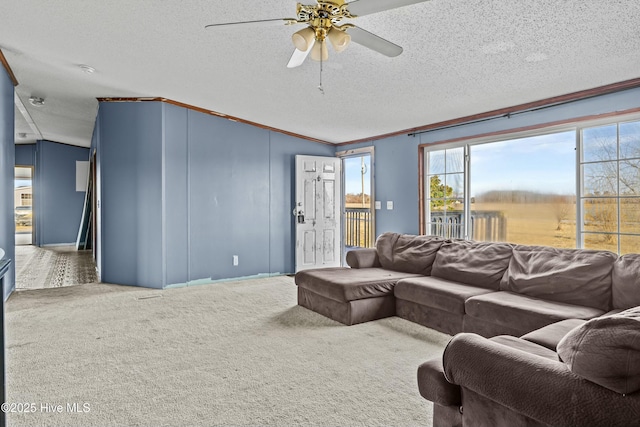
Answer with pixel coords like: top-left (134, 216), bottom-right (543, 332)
top-left (475, 190), bottom-right (575, 204)
top-left (345, 193), bottom-right (370, 204)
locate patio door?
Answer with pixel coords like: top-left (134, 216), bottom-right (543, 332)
top-left (294, 155), bottom-right (341, 272)
top-left (14, 166), bottom-right (34, 245)
top-left (337, 147), bottom-right (375, 260)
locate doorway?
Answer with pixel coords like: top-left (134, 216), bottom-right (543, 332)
top-left (337, 147), bottom-right (375, 262)
top-left (14, 166), bottom-right (34, 246)
top-left (294, 155), bottom-right (342, 272)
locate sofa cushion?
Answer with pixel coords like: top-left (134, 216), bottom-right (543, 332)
top-left (431, 240), bottom-right (513, 290)
top-left (375, 232), bottom-right (445, 275)
top-left (294, 267), bottom-right (421, 303)
top-left (465, 291), bottom-right (605, 335)
top-left (490, 335), bottom-right (560, 361)
top-left (520, 319), bottom-right (587, 351)
top-left (395, 276), bottom-right (494, 314)
top-left (500, 245), bottom-right (616, 311)
top-left (612, 253), bottom-right (640, 310)
top-left (557, 307), bottom-right (640, 394)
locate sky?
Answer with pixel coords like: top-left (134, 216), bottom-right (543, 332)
top-left (344, 155), bottom-right (371, 195)
top-left (469, 131), bottom-right (577, 196)
top-left (343, 131), bottom-right (578, 199)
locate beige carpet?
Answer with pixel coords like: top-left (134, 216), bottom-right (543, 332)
top-left (5, 276), bottom-right (450, 427)
top-left (14, 245), bottom-right (97, 290)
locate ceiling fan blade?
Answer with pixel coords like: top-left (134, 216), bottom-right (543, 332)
top-left (347, 0), bottom-right (430, 16)
top-left (287, 42), bottom-right (314, 68)
top-left (347, 26), bottom-right (403, 57)
top-left (205, 18), bottom-right (294, 29)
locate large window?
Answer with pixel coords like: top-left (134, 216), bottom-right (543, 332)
top-left (421, 115), bottom-right (640, 254)
top-left (469, 131), bottom-right (576, 247)
top-left (580, 120), bottom-right (640, 254)
top-left (424, 147), bottom-right (465, 238)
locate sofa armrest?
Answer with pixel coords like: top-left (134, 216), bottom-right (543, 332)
top-left (417, 357), bottom-right (461, 407)
top-left (443, 333), bottom-right (640, 427)
top-left (346, 249), bottom-right (380, 268)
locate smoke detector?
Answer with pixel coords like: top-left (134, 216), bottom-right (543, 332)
top-left (28, 96), bottom-right (45, 106)
top-left (79, 64), bottom-right (96, 74)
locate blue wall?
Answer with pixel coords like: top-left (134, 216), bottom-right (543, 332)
top-left (15, 143), bottom-right (35, 166)
top-left (97, 101), bottom-right (334, 288)
top-left (0, 65), bottom-right (14, 298)
top-left (344, 86), bottom-right (640, 238)
top-left (98, 102), bottom-right (163, 287)
top-left (34, 141), bottom-right (90, 246)
top-left (163, 103), bottom-right (188, 286)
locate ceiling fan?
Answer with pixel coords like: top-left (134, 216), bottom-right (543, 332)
top-left (205, 0), bottom-right (430, 68)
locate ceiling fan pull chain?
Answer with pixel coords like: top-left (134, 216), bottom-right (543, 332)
top-left (318, 43), bottom-right (325, 95)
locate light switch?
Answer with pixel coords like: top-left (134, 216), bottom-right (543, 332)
top-left (375, 201), bottom-right (381, 210)
top-left (387, 201), bottom-right (394, 210)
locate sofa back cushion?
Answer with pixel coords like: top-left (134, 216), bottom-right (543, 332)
top-left (430, 240), bottom-right (513, 290)
top-left (557, 307), bottom-right (640, 394)
top-left (612, 253), bottom-right (640, 310)
top-left (500, 245), bottom-right (616, 311)
top-left (375, 232), bottom-right (445, 275)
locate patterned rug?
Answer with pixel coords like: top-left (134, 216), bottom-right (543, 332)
top-left (15, 245), bottom-right (98, 290)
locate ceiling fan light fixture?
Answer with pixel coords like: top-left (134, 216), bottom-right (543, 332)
top-left (310, 40), bottom-right (329, 62)
top-left (292, 27), bottom-right (316, 51)
top-left (328, 28), bottom-right (351, 52)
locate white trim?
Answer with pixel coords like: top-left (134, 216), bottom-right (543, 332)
top-left (337, 146), bottom-right (376, 260)
top-left (422, 112), bottom-right (640, 253)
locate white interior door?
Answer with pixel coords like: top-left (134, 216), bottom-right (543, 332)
top-left (295, 155), bottom-right (342, 272)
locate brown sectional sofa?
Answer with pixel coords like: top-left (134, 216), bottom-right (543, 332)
top-left (295, 232), bottom-right (624, 336)
top-left (294, 232), bottom-right (640, 426)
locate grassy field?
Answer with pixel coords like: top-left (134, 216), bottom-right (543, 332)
top-left (473, 202), bottom-right (577, 248)
top-left (15, 225), bottom-right (32, 233)
top-left (472, 202), bottom-right (640, 254)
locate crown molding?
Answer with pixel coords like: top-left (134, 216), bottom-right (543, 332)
top-left (97, 97), bottom-right (334, 146)
top-left (0, 49), bottom-right (18, 86)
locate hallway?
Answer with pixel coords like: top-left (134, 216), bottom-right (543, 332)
top-left (14, 245), bottom-right (97, 290)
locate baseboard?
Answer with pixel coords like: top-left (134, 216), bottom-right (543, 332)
top-left (164, 272), bottom-right (288, 289)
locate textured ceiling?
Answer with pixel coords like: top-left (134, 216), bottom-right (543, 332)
top-left (3, 0), bottom-right (640, 147)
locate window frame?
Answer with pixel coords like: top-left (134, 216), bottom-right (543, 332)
top-left (418, 111), bottom-right (640, 254)
top-left (578, 117), bottom-right (640, 253)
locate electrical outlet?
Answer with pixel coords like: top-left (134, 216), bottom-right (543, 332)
top-left (233, 255), bottom-right (239, 266)
top-left (387, 201), bottom-right (394, 210)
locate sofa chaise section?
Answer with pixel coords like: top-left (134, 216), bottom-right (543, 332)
top-left (294, 233), bottom-right (445, 325)
top-left (296, 267), bottom-right (422, 325)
